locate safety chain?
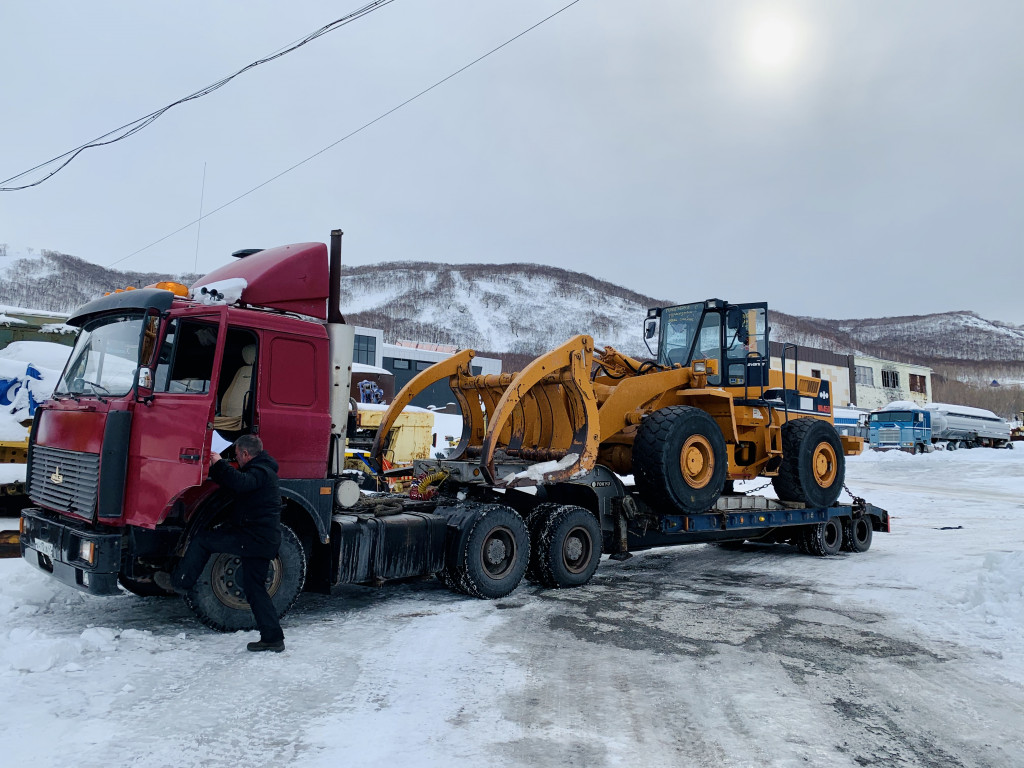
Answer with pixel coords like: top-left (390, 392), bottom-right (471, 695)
top-left (842, 482), bottom-right (867, 512)
top-left (740, 480), bottom-right (773, 496)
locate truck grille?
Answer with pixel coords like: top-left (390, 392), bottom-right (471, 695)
top-left (877, 427), bottom-right (902, 444)
top-left (28, 445), bottom-right (100, 517)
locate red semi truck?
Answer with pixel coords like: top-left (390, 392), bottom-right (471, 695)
top-left (20, 231), bottom-right (888, 632)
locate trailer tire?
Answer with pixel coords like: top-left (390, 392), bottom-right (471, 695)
top-left (532, 505), bottom-right (602, 589)
top-left (633, 405), bottom-right (728, 515)
top-left (802, 519), bottom-right (843, 556)
top-left (523, 503), bottom-right (563, 584)
top-left (773, 419), bottom-right (845, 508)
top-left (184, 523), bottom-right (306, 632)
top-left (841, 516), bottom-right (873, 553)
top-left (454, 505), bottom-right (529, 599)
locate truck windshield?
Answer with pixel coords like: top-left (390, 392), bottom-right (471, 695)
top-left (870, 411), bottom-right (913, 423)
top-left (659, 302), bottom-right (704, 366)
top-left (55, 313), bottom-right (145, 398)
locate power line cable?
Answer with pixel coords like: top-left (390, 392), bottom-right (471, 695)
top-left (108, 0), bottom-right (583, 268)
top-left (0, 0), bottom-right (396, 191)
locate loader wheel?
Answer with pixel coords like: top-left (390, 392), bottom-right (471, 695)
top-left (633, 406), bottom-right (728, 515)
top-left (801, 519), bottom-right (844, 556)
top-left (532, 505), bottom-right (602, 589)
top-left (841, 516), bottom-right (873, 553)
top-left (184, 524), bottom-right (306, 632)
top-left (523, 503), bottom-right (564, 584)
top-left (772, 418), bottom-right (845, 508)
top-left (453, 505), bottom-right (529, 599)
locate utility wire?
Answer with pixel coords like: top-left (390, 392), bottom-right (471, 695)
top-left (0, 0), bottom-right (395, 191)
top-left (109, 0), bottom-right (582, 268)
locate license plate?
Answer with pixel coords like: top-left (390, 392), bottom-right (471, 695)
top-left (32, 539), bottom-right (56, 559)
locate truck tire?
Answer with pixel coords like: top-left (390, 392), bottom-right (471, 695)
top-left (772, 418), bottom-right (845, 508)
top-left (184, 523), bottom-right (307, 632)
top-left (523, 503), bottom-right (563, 584)
top-left (532, 505), bottom-right (602, 589)
top-left (802, 519), bottom-right (843, 556)
top-left (633, 405), bottom-right (728, 515)
top-left (452, 505), bottom-right (529, 599)
top-left (841, 516), bottom-right (873, 553)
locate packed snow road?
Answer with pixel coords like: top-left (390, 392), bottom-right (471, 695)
top-left (2, 449), bottom-right (1022, 768)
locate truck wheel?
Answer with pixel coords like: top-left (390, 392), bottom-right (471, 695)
top-left (523, 503), bottom-right (563, 584)
top-left (633, 405), bottom-right (728, 515)
top-left (184, 524), bottom-right (307, 632)
top-left (841, 517), bottom-right (873, 553)
top-left (772, 419), bottom-right (845, 508)
top-left (532, 505), bottom-right (602, 589)
top-left (914, 443), bottom-right (925, 455)
top-left (454, 505), bottom-right (529, 599)
top-left (802, 519), bottom-right (843, 556)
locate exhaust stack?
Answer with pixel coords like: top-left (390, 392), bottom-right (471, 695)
top-left (327, 229), bottom-right (355, 451)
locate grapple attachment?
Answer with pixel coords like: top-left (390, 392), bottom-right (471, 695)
top-left (372, 335), bottom-right (600, 487)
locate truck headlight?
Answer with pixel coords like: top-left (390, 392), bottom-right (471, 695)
top-left (79, 540), bottom-right (95, 565)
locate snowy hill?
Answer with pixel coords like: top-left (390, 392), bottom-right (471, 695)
top-left (2, 244), bottom-right (1022, 379)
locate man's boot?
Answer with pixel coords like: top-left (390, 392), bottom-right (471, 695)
top-left (247, 639), bottom-right (285, 653)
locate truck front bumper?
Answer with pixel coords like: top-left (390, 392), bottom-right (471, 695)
top-left (20, 508), bottom-right (123, 595)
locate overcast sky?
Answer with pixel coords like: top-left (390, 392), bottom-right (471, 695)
top-left (1, 1), bottom-right (1022, 324)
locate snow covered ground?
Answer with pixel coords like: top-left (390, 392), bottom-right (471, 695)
top-left (1, 449), bottom-right (1023, 767)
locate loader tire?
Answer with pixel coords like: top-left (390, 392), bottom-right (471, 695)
top-left (841, 516), bottom-right (873, 553)
top-left (772, 418), bottom-right (845, 508)
top-left (453, 505), bottom-right (529, 599)
top-left (801, 519), bottom-right (843, 556)
top-left (633, 406), bottom-right (728, 515)
top-left (523, 503), bottom-right (563, 584)
top-left (532, 505), bottom-right (602, 589)
top-left (184, 523), bottom-right (306, 633)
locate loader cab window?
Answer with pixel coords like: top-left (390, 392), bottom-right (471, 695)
top-left (659, 302), bottom-right (703, 367)
top-left (724, 305), bottom-right (767, 388)
top-left (693, 313), bottom-right (722, 386)
top-left (154, 319), bottom-right (218, 394)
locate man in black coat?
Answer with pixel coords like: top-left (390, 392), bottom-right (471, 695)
top-left (167, 434), bottom-right (286, 652)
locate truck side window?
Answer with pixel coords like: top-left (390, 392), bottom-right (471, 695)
top-left (155, 319), bottom-right (218, 394)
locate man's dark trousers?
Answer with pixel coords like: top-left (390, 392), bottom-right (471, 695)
top-left (172, 528), bottom-right (284, 643)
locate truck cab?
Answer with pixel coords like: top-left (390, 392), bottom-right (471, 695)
top-left (868, 407), bottom-right (931, 453)
top-left (21, 243), bottom-right (345, 596)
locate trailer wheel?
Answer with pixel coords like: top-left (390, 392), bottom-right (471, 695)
top-left (532, 505), bottom-right (602, 589)
top-left (184, 523), bottom-right (306, 632)
top-left (841, 517), bottom-right (873, 553)
top-left (454, 505), bottom-right (529, 599)
top-left (801, 519), bottom-right (843, 556)
top-left (773, 418), bottom-right (845, 508)
top-left (633, 405), bottom-right (728, 515)
top-left (523, 503), bottom-right (563, 584)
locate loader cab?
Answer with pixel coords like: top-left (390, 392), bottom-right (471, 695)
top-left (649, 299), bottom-right (769, 389)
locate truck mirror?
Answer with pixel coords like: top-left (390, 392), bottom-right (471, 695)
top-left (137, 367), bottom-right (154, 400)
top-left (644, 318), bottom-right (658, 340)
top-left (727, 307), bottom-right (743, 329)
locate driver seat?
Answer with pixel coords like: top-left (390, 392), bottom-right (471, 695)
top-left (213, 344), bottom-right (256, 430)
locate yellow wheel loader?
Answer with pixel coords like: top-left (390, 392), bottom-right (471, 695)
top-left (373, 298), bottom-right (848, 516)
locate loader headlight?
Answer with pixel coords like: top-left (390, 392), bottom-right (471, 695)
top-left (693, 361), bottom-right (707, 373)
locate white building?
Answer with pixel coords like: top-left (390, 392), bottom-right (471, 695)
top-left (851, 354), bottom-right (932, 411)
